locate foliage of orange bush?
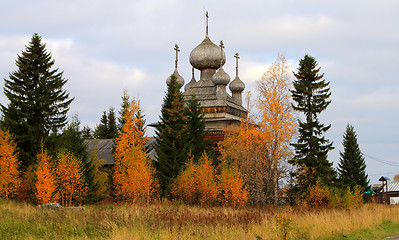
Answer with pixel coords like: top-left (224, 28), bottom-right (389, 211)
top-left (35, 149), bottom-right (59, 204)
top-left (17, 166), bottom-right (35, 202)
top-left (219, 121), bottom-right (272, 205)
top-left (113, 99), bottom-right (157, 201)
top-left (172, 154), bottom-right (219, 205)
top-left (217, 165), bottom-right (248, 207)
top-left (302, 179), bottom-right (330, 207)
top-left (172, 154), bottom-right (248, 206)
top-left (0, 129), bottom-right (20, 199)
top-left (55, 151), bottom-right (87, 206)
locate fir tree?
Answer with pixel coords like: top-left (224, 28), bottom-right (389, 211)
top-left (290, 54), bottom-right (336, 189)
top-left (185, 95), bottom-right (209, 162)
top-left (155, 75), bottom-right (189, 197)
top-left (94, 111), bottom-right (109, 139)
top-left (82, 126), bottom-right (93, 139)
top-left (107, 107), bottom-right (118, 139)
top-left (118, 89), bottom-right (130, 131)
top-left (1, 33), bottom-right (73, 168)
top-left (338, 124), bottom-right (369, 191)
top-left (135, 105), bottom-right (147, 146)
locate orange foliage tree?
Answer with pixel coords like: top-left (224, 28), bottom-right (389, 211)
top-left (217, 164), bottom-right (248, 207)
top-left (55, 151), bottom-right (87, 206)
top-left (0, 129), bottom-right (20, 199)
top-left (172, 153), bottom-right (218, 205)
top-left (219, 121), bottom-right (272, 205)
top-left (113, 99), bottom-right (157, 201)
top-left (302, 179), bottom-right (330, 208)
top-left (257, 54), bottom-right (297, 204)
top-left (35, 149), bottom-right (58, 204)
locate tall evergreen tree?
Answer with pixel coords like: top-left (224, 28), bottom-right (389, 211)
top-left (135, 105), bottom-right (147, 144)
top-left (82, 126), bottom-right (93, 139)
top-left (118, 89), bottom-right (130, 131)
top-left (1, 33), bottom-right (73, 168)
top-left (185, 95), bottom-right (208, 162)
top-left (338, 124), bottom-right (369, 191)
top-left (155, 75), bottom-right (189, 197)
top-left (94, 111), bottom-right (108, 139)
top-left (107, 107), bottom-right (118, 139)
top-left (290, 54), bottom-right (336, 189)
top-left (94, 108), bottom-right (117, 139)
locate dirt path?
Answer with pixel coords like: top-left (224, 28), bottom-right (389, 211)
top-left (384, 236), bottom-right (399, 240)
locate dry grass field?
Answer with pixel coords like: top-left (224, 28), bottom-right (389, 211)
top-left (1, 199), bottom-right (399, 239)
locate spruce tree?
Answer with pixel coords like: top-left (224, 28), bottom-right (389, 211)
top-left (1, 33), bottom-right (73, 168)
top-left (94, 111), bottom-right (108, 139)
top-left (118, 89), bottom-right (130, 131)
top-left (338, 124), bottom-right (369, 191)
top-left (185, 95), bottom-right (208, 162)
top-left (155, 75), bottom-right (189, 197)
top-left (290, 54), bottom-right (336, 189)
top-left (107, 107), bottom-right (118, 139)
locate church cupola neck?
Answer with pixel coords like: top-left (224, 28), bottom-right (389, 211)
top-left (185, 68), bottom-right (197, 91)
top-left (166, 44), bottom-right (184, 87)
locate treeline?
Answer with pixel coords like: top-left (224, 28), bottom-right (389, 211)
top-left (0, 34), bottom-right (370, 208)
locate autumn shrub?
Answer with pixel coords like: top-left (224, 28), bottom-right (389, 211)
top-left (329, 185), bottom-right (363, 208)
top-left (302, 179), bottom-right (330, 208)
top-left (35, 149), bottom-right (59, 204)
top-left (0, 129), bottom-right (20, 199)
top-left (113, 99), bottom-right (157, 202)
top-left (17, 165), bottom-right (35, 202)
top-left (113, 145), bottom-right (157, 201)
top-left (172, 153), bottom-right (218, 205)
top-left (217, 165), bottom-right (248, 207)
top-left (55, 150), bottom-right (87, 206)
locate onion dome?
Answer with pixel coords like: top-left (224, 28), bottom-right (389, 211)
top-left (184, 68), bottom-right (197, 91)
top-left (166, 70), bottom-right (184, 87)
top-left (229, 75), bottom-right (245, 92)
top-left (166, 44), bottom-right (184, 87)
top-left (190, 37), bottom-right (226, 70)
top-left (189, 12), bottom-right (225, 70)
top-left (229, 53), bottom-right (245, 92)
top-left (212, 41), bottom-right (230, 85)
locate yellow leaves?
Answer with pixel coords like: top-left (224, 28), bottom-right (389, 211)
top-left (35, 149), bottom-right (58, 204)
top-left (113, 99), bottom-right (157, 202)
top-left (113, 145), bottom-right (157, 201)
top-left (0, 129), bottom-right (20, 199)
top-left (218, 165), bottom-right (248, 207)
top-left (172, 153), bottom-right (248, 206)
top-left (172, 153), bottom-right (218, 205)
top-left (302, 179), bottom-right (330, 208)
top-left (55, 151), bottom-right (87, 206)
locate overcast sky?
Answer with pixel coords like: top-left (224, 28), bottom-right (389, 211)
top-left (1, 0), bottom-right (398, 184)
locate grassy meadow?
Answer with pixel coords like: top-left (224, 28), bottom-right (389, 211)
top-left (1, 199), bottom-right (399, 239)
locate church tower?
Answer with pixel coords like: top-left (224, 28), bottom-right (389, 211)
top-left (168, 12), bottom-right (247, 143)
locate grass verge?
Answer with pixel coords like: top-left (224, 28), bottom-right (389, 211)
top-left (1, 199), bottom-right (399, 239)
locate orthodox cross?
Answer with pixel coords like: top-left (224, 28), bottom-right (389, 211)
top-left (174, 44), bottom-right (180, 70)
top-left (219, 40), bottom-right (224, 66)
top-left (234, 53), bottom-right (240, 76)
top-left (206, 11), bottom-right (209, 37)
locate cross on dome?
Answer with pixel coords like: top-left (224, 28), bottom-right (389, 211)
top-left (174, 44), bottom-right (180, 70)
top-left (205, 11), bottom-right (209, 37)
top-left (234, 53), bottom-right (240, 76)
